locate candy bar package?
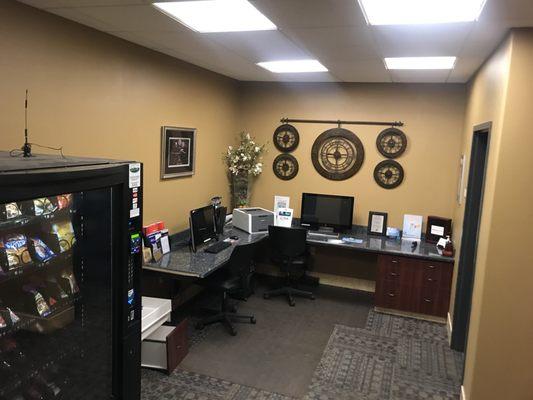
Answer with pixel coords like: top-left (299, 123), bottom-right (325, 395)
top-left (0, 303), bottom-right (20, 330)
top-left (23, 287), bottom-right (51, 317)
top-left (0, 234), bottom-right (32, 270)
top-left (61, 270), bottom-right (80, 295)
top-left (29, 237), bottom-right (56, 263)
top-left (0, 202), bottom-right (22, 221)
top-left (45, 277), bottom-right (69, 301)
top-left (51, 221), bottom-right (76, 252)
top-left (33, 197), bottom-right (58, 216)
top-left (56, 193), bottom-right (73, 210)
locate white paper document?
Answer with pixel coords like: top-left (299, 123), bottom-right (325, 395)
top-left (276, 207), bottom-right (293, 227)
top-left (402, 214), bottom-right (423, 239)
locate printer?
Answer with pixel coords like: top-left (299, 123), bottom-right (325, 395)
top-left (232, 207), bottom-right (274, 234)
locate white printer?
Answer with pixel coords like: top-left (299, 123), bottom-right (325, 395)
top-left (232, 207), bottom-right (274, 234)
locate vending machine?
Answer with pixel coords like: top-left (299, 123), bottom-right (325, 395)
top-left (0, 152), bottom-right (142, 399)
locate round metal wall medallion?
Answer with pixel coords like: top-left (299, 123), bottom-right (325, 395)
top-left (311, 128), bottom-right (365, 181)
top-left (376, 128), bottom-right (407, 159)
top-left (273, 124), bottom-right (300, 152)
top-left (374, 160), bottom-right (404, 189)
top-left (273, 154), bottom-right (299, 180)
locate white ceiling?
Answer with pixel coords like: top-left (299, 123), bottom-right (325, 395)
top-left (17, 0), bottom-right (533, 83)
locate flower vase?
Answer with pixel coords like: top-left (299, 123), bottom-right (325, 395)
top-left (231, 173), bottom-right (252, 209)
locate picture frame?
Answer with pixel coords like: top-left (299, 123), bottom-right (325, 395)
top-left (368, 211), bottom-right (387, 236)
top-left (161, 126), bottom-right (196, 179)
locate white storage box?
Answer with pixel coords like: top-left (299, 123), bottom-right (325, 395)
top-left (141, 296), bottom-right (172, 341)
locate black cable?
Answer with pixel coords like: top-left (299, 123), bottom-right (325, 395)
top-left (9, 143), bottom-right (65, 158)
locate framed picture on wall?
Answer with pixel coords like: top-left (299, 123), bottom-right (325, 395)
top-left (368, 211), bottom-right (388, 236)
top-left (161, 126), bottom-right (196, 179)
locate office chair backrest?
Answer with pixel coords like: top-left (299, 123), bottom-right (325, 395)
top-left (268, 225), bottom-right (307, 259)
top-left (228, 242), bottom-right (255, 277)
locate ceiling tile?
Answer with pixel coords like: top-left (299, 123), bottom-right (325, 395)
top-left (208, 31), bottom-right (310, 62)
top-left (372, 23), bottom-right (473, 58)
top-left (250, 0), bottom-right (366, 29)
top-left (18, 0), bottom-right (145, 8)
top-left (285, 25), bottom-right (379, 62)
top-left (329, 60), bottom-right (391, 82)
top-left (64, 5), bottom-right (189, 32)
top-left (389, 69), bottom-right (450, 83)
top-left (44, 7), bottom-right (115, 31)
top-left (447, 56), bottom-right (486, 83)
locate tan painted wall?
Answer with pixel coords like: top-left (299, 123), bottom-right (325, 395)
top-left (240, 82), bottom-right (466, 228)
top-left (448, 35), bottom-right (513, 326)
top-left (0, 1), bottom-right (240, 233)
top-left (458, 29), bottom-right (533, 400)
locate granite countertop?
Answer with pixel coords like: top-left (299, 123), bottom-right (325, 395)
top-left (305, 226), bottom-right (454, 263)
top-left (143, 226), bottom-right (267, 278)
top-left (143, 223), bottom-right (453, 278)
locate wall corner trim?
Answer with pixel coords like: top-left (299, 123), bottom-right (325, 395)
top-left (461, 385), bottom-right (467, 400)
top-left (447, 312), bottom-right (453, 345)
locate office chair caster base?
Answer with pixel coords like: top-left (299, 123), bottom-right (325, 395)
top-left (250, 316), bottom-right (256, 324)
top-left (263, 293), bottom-right (270, 299)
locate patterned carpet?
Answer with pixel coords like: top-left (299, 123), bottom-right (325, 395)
top-left (141, 310), bottom-right (463, 400)
top-left (141, 369), bottom-right (295, 400)
top-left (305, 310), bottom-right (464, 400)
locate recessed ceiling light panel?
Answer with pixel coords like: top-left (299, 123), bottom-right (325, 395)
top-left (358, 0), bottom-right (487, 25)
top-left (384, 57), bottom-right (457, 70)
top-left (257, 60), bottom-right (328, 73)
top-left (153, 0), bottom-right (277, 33)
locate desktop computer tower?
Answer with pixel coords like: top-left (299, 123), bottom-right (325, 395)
top-left (0, 152), bottom-right (142, 400)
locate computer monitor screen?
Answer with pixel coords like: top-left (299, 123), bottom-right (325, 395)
top-left (300, 193), bottom-right (354, 231)
top-left (189, 205), bottom-right (216, 250)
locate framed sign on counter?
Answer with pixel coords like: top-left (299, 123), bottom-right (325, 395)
top-left (368, 211), bottom-right (388, 236)
top-left (161, 126), bottom-right (196, 179)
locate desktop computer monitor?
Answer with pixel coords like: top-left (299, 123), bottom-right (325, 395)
top-left (189, 205), bottom-right (217, 252)
top-left (300, 193), bottom-right (354, 232)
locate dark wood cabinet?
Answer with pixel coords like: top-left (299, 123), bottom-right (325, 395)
top-left (375, 255), bottom-right (453, 318)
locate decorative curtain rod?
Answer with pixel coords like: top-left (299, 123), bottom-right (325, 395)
top-left (280, 117), bottom-right (404, 127)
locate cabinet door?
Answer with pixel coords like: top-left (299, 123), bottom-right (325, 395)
top-left (414, 260), bottom-right (454, 317)
top-left (376, 255), bottom-right (417, 312)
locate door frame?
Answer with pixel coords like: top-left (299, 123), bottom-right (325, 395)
top-left (451, 122), bottom-right (491, 354)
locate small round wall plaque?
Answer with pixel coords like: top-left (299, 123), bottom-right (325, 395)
top-left (311, 128), bottom-right (365, 180)
top-left (273, 154), bottom-right (299, 180)
top-left (374, 160), bottom-right (404, 189)
top-left (273, 124), bottom-right (300, 153)
top-left (376, 128), bottom-right (407, 158)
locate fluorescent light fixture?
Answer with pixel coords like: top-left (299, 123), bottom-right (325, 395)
top-left (153, 0), bottom-right (277, 33)
top-left (358, 0), bottom-right (487, 25)
top-left (257, 60), bottom-right (328, 73)
top-left (384, 57), bottom-right (457, 70)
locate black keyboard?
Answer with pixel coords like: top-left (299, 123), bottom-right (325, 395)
top-left (204, 241), bottom-right (232, 254)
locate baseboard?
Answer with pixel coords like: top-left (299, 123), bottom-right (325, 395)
top-left (460, 385), bottom-right (466, 400)
top-left (447, 312), bottom-right (453, 345)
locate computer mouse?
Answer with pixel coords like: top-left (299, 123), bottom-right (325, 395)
top-left (230, 235), bottom-right (239, 240)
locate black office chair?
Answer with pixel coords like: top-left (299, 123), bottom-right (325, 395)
top-left (263, 225), bottom-right (315, 307)
top-left (195, 242), bottom-right (256, 336)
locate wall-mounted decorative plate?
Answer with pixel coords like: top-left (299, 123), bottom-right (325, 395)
top-left (376, 128), bottom-right (407, 159)
top-left (374, 160), bottom-right (404, 189)
top-left (273, 124), bottom-right (300, 152)
top-left (273, 154), bottom-right (299, 180)
top-left (311, 128), bottom-right (364, 180)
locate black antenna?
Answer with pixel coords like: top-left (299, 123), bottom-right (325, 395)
top-left (22, 89), bottom-right (32, 157)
